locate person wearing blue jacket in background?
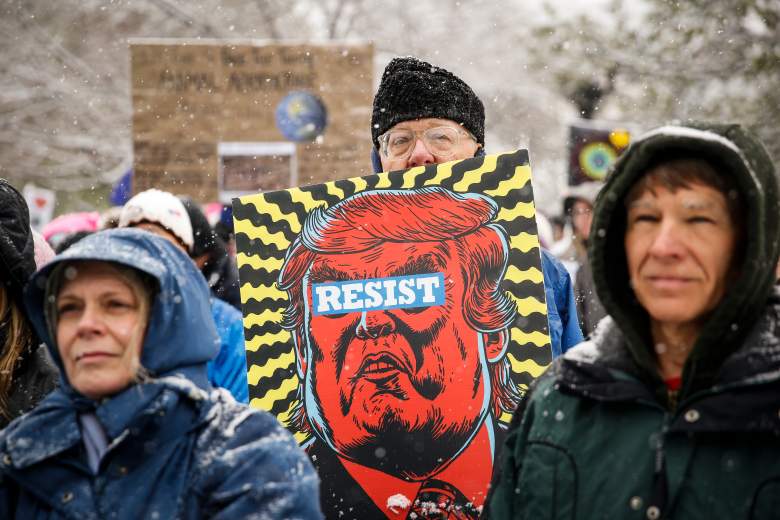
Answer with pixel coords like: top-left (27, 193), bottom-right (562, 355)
top-left (118, 189), bottom-right (249, 402)
top-left (0, 228), bottom-right (322, 518)
top-left (180, 197), bottom-right (242, 311)
top-left (370, 56), bottom-right (583, 357)
top-left (180, 197), bottom-right (249, 400)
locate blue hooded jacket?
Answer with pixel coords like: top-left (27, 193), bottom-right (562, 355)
top-left (371, 148), bottom-right (583, 356)
top-left (208, 298), bottom-right (249, 403)
top-left (0, 229), bottom-right (321, 519)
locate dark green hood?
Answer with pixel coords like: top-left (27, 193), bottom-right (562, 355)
top-left (589, 123), bottom-right (780, 399)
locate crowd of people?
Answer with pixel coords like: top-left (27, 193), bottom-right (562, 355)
top-left (0, 55), bottom-right (777, 519)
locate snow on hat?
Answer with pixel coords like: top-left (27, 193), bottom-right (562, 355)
top-left (371, 56), bottom-right (485, 149)
top-left (0, 179), bottom-right (35, 300)
top-left (119, 189), bottom-right (194, 252)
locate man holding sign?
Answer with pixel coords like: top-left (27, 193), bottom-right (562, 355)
top-left (238, 57), bottom-right (582, 519)
top-left (370, 57), bottom-right (582, 357)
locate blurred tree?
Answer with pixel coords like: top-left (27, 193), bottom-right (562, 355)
top-left (527, 0), bottom-right (780, 162)
top-left (0, 0), bottom-right (296, 194)
top-left (2, 0), bottom-right (574, 210)
top-left (8, 0), bottom-right (773, 215)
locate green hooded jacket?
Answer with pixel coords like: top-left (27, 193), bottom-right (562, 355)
top-left (484, 123), bottom-right (780, 520)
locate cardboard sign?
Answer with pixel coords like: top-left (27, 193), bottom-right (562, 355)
top-left (22, 183), bottom-right (56, 230)
top-left (233, 150), bottom-right (551, 518)
top-left (130, 40), bottom-right (373, 202)
top-left (217, 141), bottom-right (297, 203)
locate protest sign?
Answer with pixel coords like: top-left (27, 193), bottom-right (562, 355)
top-left (568, 119), bottom-right (630, 185)
top-left (233, 150), bottom-right (550, 517)
top-left (130, 40), bottom-right (373, 201)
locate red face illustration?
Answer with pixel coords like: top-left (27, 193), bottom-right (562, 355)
top-left (299, 240), bottom-right (496, 480)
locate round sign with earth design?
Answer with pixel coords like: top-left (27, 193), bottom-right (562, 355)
top-left (275, 91), bottom-right (328, 142)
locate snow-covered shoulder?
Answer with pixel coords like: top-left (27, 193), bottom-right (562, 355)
top-left (563, 315), bottom-right (615, 364)
top-left (189, 392), bottom-right (322, 519)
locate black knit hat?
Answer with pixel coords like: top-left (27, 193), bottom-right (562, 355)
top-left (0, 179), bottom-right (35, 302)
top-left (179, 196), bottom-right (222, 259)
top-left (371, 57), bottom-right (485, 149)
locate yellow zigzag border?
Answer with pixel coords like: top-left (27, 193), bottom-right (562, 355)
top-left (289, 188), bottom-right (326, 211)
top-left (326, 183), bottom-right (345, 199)
top-left (351, 176), bottom-right (368, 193)
top-left (504, 265), bottom-right (544, 285)
top-left (453, 153), bottom-right (501, 192)
top-left (245, 195), bottom-right (302, 233)
top-left (244, 309), bottom-right (286, 329)
top-left (247, 351), bottom-right (296, 385)
top-left (236, 252), bottom-right (283, 272)
top-left (235, 219), bottom-right (291, 249)
top-left (423, 161), bottom-right (455, 187)
top-left (497, 201), bottom-right (536, 222)
top-left (484, 165), bottom-right (531, 196)
top-left (240, 282), bottom-right (286, 304)
top-left (246, 329), bottom-right (292, 352)
top-left (250, 376), bottom-right (299, 412)
top-left (507, 354), bottom-right (549, 378)
top-left (509, 232), bottom-right (540, 253)
top-left (508, 294), bottom-right (547, 317)
top-left (375, 172), bottom-right (392, 189)
top-left (510, 328), bottom-right (550, 348)
top-left (401, 166), bottom-right (427, 188)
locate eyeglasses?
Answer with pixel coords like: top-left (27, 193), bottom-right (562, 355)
top-left (571, 207), bottom-right (592, 216)
top-left (378, 126), bottom-right (476, 160)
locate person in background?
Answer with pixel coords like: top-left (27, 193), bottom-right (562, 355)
top-left (180, 197), bottom-right (241, 310)
top-left (0, 180), bottom-right (58, 429)
top-left (41, 211), bottom-right (100, 252)
top-left (0, 229), bottom-right (321, 518)
top-left (371, 56), bottom-right (583, 357)
top-left (549, 215), bottom-right (566, 244)
top-left (535, 211), bottom-right (555, 250)
top-left (98, 206), bottom-right (123, 229)
top-left (552, 181), bottom-right (601, 276)
top-left (119, 189), bottom-right (248, 403)
top-left (53, 231), bottom-right (94, 254)
top-left (214, 204), bottom-right (237, 260)
top-left (562, 181), bottom-right (607, 335)
top-left (484, 123), bottom-right (780, 519)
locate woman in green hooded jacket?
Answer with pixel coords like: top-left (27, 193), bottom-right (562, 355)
top-left (484, 123), bottom-right (780, 520)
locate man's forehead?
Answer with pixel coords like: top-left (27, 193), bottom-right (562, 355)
top-left (307, 241), bottom-right (452, 280)
top-left (390, 117), bottom-right (464, 132)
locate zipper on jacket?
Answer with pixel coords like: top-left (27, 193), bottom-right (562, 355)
top-left (647, 413), bottom-right (670, 519)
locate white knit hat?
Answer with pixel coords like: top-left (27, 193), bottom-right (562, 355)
top-left (119, 189), bottom-right (194, 252)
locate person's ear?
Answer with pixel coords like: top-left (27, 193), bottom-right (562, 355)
top-left (483, 329), bottom-right (508, 363)
top-left (293, 329), bottom-right (308, 379)
top-left (192, 253), bottom-right (210, 269)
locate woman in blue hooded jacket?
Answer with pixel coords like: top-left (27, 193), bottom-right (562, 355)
top-left (0, 228), bottom-right (322, 519)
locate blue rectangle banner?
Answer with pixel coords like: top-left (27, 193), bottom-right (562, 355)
top-left (311, 273), bottom-right (445, 315)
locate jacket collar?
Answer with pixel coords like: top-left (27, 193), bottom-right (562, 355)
top-left (557, 294), bottom-right (780, 408)
top-left (1, 370), bottom-right (210, 470)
